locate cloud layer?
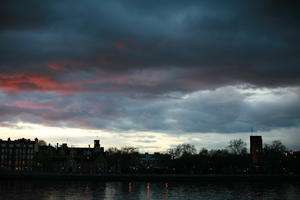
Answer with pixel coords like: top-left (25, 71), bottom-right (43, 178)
top-left (1, 0), bottom-right (299, 91)
top-left (0, 86), bottom-right (299, 135)
top-left (0, 1), bottom-right (299, 148)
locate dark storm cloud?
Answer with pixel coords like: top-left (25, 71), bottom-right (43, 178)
top-left (0, 0), bottom-right (60, 31)
top-left (1, 0), bottom-right (299, 90)
top-left (0, 1), bottom-right (299, 136)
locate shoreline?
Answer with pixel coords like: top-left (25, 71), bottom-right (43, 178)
top-left (0, 172), bottom-right (299, 182)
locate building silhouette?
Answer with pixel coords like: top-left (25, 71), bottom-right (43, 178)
top-left (1, 136), bottom-right (298, 174)
top-left (36, 140), bottom-right (107, 173)
top-left (250, 136), bottom-right (262, 171)
top-left (0, 138), bottom-right (39, 171)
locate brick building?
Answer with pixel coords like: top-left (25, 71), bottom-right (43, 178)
top-left (250, 136), bottom-right (263, 171)
top-left (36, 140), bottom-right (107, 173)
top-left (0, 138), bottom-right (39, 171)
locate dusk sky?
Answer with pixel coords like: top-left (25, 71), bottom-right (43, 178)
top-left (0, 0), bottom-right (299, 152)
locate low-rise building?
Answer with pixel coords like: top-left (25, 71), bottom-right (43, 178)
top-left (36, 140), bottom-right (107, 173)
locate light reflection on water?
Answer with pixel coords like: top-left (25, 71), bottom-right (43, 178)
top-left (0, 180), bottom-right (299, 200)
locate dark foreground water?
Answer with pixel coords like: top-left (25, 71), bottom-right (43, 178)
top-left (0, 180), bottom-right (299, 200)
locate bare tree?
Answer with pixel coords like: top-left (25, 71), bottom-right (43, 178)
top-left (227, 139), bottom-right (247, 155)
top-left (264, 140), bottom-right (287, 153)
top-left (38, 140), bottom-right (47, 146)
top-left (168, 144), bottom-right (197, 159)
top-left (121, 146), bottom-right (139, 154)
top-left (107, 147), bottom-right (120, 155)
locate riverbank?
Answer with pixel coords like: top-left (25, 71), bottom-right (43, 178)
top-left (0, 172), bottom-right (299, 182)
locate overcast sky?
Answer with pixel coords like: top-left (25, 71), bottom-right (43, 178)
top-left (0, 0), bottom-right (299, 152)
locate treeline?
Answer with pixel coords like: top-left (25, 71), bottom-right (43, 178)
top-left (104, 139), bottom-right (300, 174)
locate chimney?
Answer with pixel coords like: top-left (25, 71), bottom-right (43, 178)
top-left (94, 140), bottom-right (100, 148)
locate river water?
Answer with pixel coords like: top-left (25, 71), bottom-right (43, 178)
top-left (0, 180), bottom-right (299, 200)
